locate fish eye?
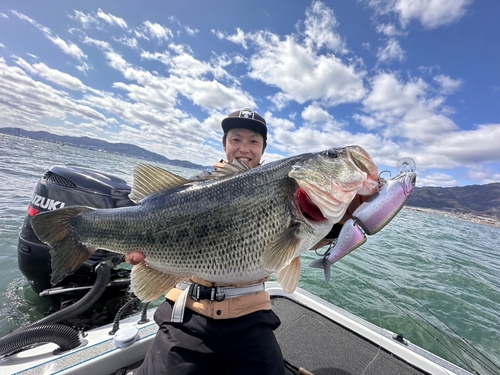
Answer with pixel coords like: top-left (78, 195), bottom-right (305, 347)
top-left (325, 150), bottom-right (338, 158)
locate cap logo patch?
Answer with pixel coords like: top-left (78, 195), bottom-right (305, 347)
top-left (239, 109), bottom-right (254, 119)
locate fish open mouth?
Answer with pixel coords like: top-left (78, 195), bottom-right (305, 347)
top-left (297, 188), bottom-right (326, 221)
top-left (345, 147), bottom-right (379, 183)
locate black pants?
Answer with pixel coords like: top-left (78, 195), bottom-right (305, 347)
top-left (138, 300), bottom-right (285, 375)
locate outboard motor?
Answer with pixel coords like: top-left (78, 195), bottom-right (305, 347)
top-left (17, 166), bottom-right (136, 313)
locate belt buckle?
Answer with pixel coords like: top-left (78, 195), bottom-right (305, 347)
top-left (189, 284), bottom-right (226, 302)
top-left (189, 284), bottom-right (201, 301)
top-left (214, 287), bottom-right (225, 302)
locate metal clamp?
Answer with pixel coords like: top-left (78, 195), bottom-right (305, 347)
top-left (189, 284), bottom-right (226, 302)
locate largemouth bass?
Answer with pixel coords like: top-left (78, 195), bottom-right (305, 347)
top-left (32, 145), bottom-right (380, 301)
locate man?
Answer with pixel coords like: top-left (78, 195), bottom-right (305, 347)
top-left (130, 108), bottom-right (285, 375)
top-left (127, 108), bottom-right (366, 374)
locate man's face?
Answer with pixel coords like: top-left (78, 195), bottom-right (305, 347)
top-left (224, 128), bottom-right (265, 169)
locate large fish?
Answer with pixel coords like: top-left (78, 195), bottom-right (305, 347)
top-left (31, 145), bottom-right (380, 301)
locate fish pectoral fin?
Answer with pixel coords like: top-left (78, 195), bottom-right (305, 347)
top-left (205, 159), bottom-right (250, 179)
top-left (131, 262), bottom-right (186, 302)
top-left (129, 164), bottom-right (190, 203)
top-left (276, 257), bottom-right (301, 294)
top-left (263, 224), bottom-right (301, 273)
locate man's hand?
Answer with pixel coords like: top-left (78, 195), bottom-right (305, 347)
top-left (312, 194), bottom-right (373, 250)
top-left (341, 194), bottom-right (371, 224)
top-left (126, 251), bottom-right (145, 265)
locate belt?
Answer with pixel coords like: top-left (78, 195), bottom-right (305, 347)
top-left (171, 282), bottom-right (266, 323)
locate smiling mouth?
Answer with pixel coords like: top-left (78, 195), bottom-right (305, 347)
top-left (236, 157), bottom-right (252, 164)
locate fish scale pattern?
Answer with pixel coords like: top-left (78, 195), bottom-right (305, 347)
top-left (77, 155), bottom-right (309, 282)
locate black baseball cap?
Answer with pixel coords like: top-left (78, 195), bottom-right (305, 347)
top-left (221, 108), bottom-right (267, 141)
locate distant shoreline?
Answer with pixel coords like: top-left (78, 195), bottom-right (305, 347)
top-left (405, 206), bottom-right (500, 228)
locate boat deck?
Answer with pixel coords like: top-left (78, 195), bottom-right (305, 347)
top-left (115, 287), bottom-right (471, 375)
top-left (273, 296), bottom-right (423, 375)
top-left (115, 296), bottom-right (425, 375)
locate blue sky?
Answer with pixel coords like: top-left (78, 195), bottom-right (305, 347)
top-left (0, 0), bottom-right (499, 187)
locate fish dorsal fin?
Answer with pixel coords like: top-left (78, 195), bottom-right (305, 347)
top-left (207, 159), bottom-right (250, 179)
top-left (263, 224), bottom-right (302, 273)
top-left (129, 164), bottom-right (189, 203)
top-left (276, 257), bottom-right (301, 294)
top-left (131, 262), bottom-right (188, 302)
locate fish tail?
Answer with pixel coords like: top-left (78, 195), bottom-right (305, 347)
top-left (31, 206), bottom-right (96, 285)
top-left (309, 258), bottom-right (332, 283)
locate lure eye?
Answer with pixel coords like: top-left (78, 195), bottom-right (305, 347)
top-left (325, 150), bottom-right (338, 158)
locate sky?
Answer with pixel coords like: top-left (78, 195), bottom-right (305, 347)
top-left (0, 0), bottom-right (499, 187)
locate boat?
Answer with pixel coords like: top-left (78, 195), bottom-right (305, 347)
top-left (1, 165), bottom-right (494, 374)
top-left (0, 282), bottom-right (477, 375)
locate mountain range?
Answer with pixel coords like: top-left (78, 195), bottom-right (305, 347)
top-left (406, 183), bottom-right (500, 219)
top-left (0, 127), bottom-right (206, 170)
top-left (2, 127), bottom-right (499, 219)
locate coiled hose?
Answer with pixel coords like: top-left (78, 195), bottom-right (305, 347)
top-left (0, 262), bottom-right (111, 357)
top-left (0, 324), bottom-right (81, 357)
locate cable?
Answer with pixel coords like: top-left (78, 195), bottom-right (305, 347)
top-left (109, 297), bottom-right (140, 335)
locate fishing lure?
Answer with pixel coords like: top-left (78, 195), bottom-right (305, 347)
top-left (310, 158), bottom-right (417, 282)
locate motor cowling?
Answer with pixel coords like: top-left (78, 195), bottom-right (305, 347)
top-left (18, 166), bottom-right (136, 295)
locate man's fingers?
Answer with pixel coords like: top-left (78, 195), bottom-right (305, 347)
top-left (126, 251), bottom-right (145, 265)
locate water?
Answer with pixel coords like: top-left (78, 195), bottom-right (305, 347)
top-left (1, 134), bottom-right (499, 374)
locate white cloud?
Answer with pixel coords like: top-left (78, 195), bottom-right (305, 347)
top-left (216, 2), bottom-right (366, 107)
top-left (376, 23), bottom-right (406, 37)
top-left (185, 26), bottom-right (199, 36)
top-left (107, 118), bottom-right (119, 125)
top-left (71, 9), bottom-right (127, 30)
top-left (465, 165), bottom-right (500, 185)
top-left (96, 9), bottom-right (127, 28)
top-left (248, 33), bottom-right (365, 106)
top-left (0, 57), bottom-right (105, 129)
top-left (369, 0), bottom-right (473, 29)
top-left (141, 21), bottom-right (173, 42)
top-left (417, 172), bottom-right (457, 187)
top-left (11, 10), bottom-right (89, 71)
top-left (301, 103), bottom-right (334, 124)
top-left (49, 36), bottom-right (87, 61)
top-left (433, 74), bottom-right (463, 95)
top-left (226, 28), bottom-right (248, 49)
top-left (114, 36), bottom-right (139, 49)
top-left (33, 63), bottom-right (87, 91)
top-left (354, 73), bottom-right (458, 143)
top-left (84, 35), bottom-right (255, 129)
top-left (377, 38), bottom-right (406, 63)
top-left (71, 10), bottom-right (99, 29)
top-left (304, 0), bottom-right (347, 53)
top-left (14, 57), bottom-right (86, 91)
top-left (425, 124), bottom-right (500, 164)
top-left (1, 12), bottom-right (9, 19)
top-left (13, 57), bottom-right (38, 75)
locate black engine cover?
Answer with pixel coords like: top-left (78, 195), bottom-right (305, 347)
top-left (18, 166), bottom-right (136, 294)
